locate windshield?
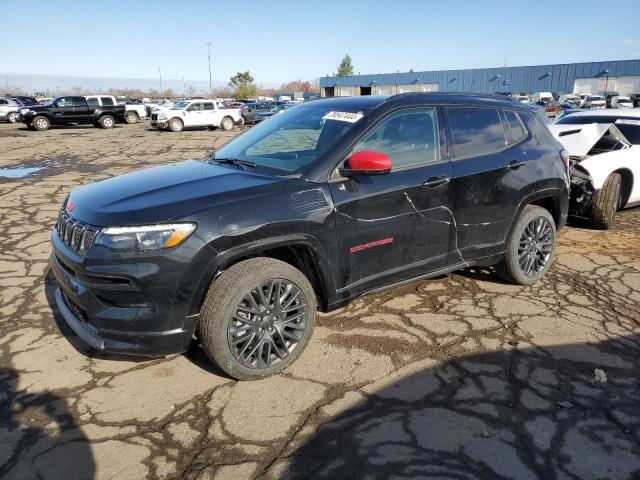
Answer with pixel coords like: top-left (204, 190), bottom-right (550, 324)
top-left (590, 96), bottom-right (604, 101)
top-left (171, 101), bottom-right (189, 110)
top-left (213, 103), bottom-right (370, 174)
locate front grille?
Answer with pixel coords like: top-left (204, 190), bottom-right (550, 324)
top-left (61, 290), bottom-right (87, 323)
top-left (151, 113), bottom-right (158, 120)
top-left (56, 209), bottom-right (99, 255)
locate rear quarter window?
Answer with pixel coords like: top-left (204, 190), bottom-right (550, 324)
top-left (100, 97), bottom-right (114, 106)
top-left (447, 107), bottom-right (507, 158)
top-left (504, 110), bottom-right (527, 143)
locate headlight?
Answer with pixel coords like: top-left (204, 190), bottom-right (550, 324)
top-left (95, 223), bottom-right (196, 252)
top-left (157, 113), bottom-right (166, 120)
top-left (20, 108), bottom-right (30, 115)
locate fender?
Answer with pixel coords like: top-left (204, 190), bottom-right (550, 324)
top-left (186, 233), bottom-right (338, 315)
top-left (506, 183), bottom-right (569, 240)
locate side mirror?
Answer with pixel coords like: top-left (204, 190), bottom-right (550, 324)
top-left (341, 150), bottom-right (392, 176)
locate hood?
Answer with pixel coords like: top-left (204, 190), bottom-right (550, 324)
top-left (549, 123), bottom-right (631, 157)
top-left (68, 159), bottom-right (285, 226)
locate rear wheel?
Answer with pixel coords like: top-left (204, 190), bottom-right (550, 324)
top-left (32, 115), bottom-right (50, 131)
top-left (125, 112), bottom-right (139, 124)
top-left (99, 115), bottom-right (115, 129)
top-left (590, 173), bottom-right (622, 230)
top-left (198, 258), bottom-right (317, 380)
top-left (7, 112), bottom-right (18, 123)
top-left (495, 205), bottom-right (556, 285)
top-left (239, 115), bottom-right (246, 126)
top-left (169, 118), bottom-right (183, 132)
top-left (220, 116), bottom-right (234, 131)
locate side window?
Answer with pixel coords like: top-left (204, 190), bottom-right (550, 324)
top-left (72, 97), bottom-right (85, 107)
top-left (101, 97), bottom-right (114, 106)
top-left (0, 100), bottom-right (7, 105)
top-left (203, 102), bottom-right (214, 110)
top-left (504, 110), bottom-right (526, 143)
top-left (187, 102), bottom-right (203, 111)
top-left (86, 98), bottom-right (99, 109)
top-left (55, 97), bottom-right (73, 108)
top-left (352, 108), bottom-right (440, 169)
top-left (447, 107), bottom-right (506, 158)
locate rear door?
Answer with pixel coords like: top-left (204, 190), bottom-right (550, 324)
top-left (202, 102), bottom-right (216, 125)
top-left (72, 97), bottom-right (90, 122)
top-left (445, 106), bottom-right (533, 262)
top-left (330, 107), bottom-right (455, 291)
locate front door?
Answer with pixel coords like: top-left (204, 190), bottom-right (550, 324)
top-left (329, 107), bottom-right (455, 292)
top-left (51, 97), bottom-right (76, 124)
top-left (184, 102), bottom-right (204, 126)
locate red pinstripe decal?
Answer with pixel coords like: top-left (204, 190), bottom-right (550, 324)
top-left (350, 237), bottom-right (394, 254)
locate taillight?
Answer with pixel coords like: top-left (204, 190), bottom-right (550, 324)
top-left (560, 149), bottom-right (570, 169)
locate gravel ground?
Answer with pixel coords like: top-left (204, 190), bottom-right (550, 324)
top-left (1, 120), bottom-right (639, 480)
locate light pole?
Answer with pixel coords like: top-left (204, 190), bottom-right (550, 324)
top-left (158, 66), bottom-right (163, 98)
top-left (206, 41), bottom-right (213, 98)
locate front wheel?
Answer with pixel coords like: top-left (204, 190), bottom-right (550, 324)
top-left (169, 118), bottom-right (183, 132)
top-left (7, 112), bottom-right (18, 123)
top-left (32, 115), bottom-right (50, 131)
top-left (220, 116), bottom-right (234, 131)
top-left (590, 173), bottom-right (622, 230)
top-left (495, 205), bottom-right (556, 285)
top-left (198, 258), bottom-right (317, 380)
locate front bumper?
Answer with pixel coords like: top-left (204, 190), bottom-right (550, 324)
top-left (50, 229), bottom-right (200, 356)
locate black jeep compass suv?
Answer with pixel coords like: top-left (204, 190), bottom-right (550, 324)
top-left (51, 93), bottom-right (569, 380)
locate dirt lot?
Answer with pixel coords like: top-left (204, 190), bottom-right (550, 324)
top-left (1, 121), bottom-right (640, 480)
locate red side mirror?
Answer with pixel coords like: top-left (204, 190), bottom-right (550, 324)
top-left (345, 150), bottom-right (392, 175)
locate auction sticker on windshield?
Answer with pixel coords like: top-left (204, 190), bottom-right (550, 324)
top-left (322, 111), bottom-right (364, 123)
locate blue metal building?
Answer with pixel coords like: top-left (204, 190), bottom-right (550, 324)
top-left (319, 59), bottom-right (640, 97)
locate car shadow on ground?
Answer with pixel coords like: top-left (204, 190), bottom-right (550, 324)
top-left (0, 367), bottom-right (95, 479)
top-left (280, 334), bottom-right (640, 479)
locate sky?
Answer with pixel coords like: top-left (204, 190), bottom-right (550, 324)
top-left (3, 0), bottom-right (640, 89)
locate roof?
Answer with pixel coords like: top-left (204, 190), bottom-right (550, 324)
top-left (321, 59), bottom-right (640, 94)
top-left (310, 92), bottom-right (532, 110)
top-left (558, 108), bottom-right (640, 118)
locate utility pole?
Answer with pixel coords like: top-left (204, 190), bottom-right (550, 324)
top-left (206, 41), bottom-right (213, 99)
top-left (182, 76), bottom-right (186, 96)
top-left (158, 66), bottom-right (163, 98)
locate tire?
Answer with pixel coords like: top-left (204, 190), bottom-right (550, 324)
top-left (239, 115), bottom-right (246, 126)
top-left (32, 115), bottom-right (50, 131)
top-left (495, 205), bottom-right (556, 285)
top-left (125, 112), bottom-right (139, 124)
top-left (590, 173), bottom-right (622, 230)
top-left (220, 116), bottom-right (234, 131)
top-left (7, 112), bottom-right (18, 123)
top-left (198, 257), bottom-right (317, 380)
top-left (99, 115), bottom-right (115, 129)
top-left (169, 118), bottom-right (183, 132)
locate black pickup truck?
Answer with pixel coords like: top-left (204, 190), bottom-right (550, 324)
top-left (19, 96), bottom-right (126, 131)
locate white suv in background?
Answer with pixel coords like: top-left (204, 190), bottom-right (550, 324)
top-left (584, 95), bottom-right (606, 109)
top-left (150, 99), bottom-right (242, 132)
top-left (0, 98), bottom-right (22, 123)
top-left (611, 96), bottom-right (634, 108)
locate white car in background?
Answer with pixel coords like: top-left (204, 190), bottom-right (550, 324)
top-left (150, 99), bottom-right (241, 132)
top-left (584, 95), bottom-right (606, 109)
top-left (0, 97), bottom-right (21, 123)
top-left (611, 96), bottom-right (634, 108)
top-left (550, 116), bottom-right (640, 229)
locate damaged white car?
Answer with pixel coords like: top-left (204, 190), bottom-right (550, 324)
top-left (549, 121), bottom-right (640, 229)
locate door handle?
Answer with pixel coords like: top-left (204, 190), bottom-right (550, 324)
top-left (423, 176), bottom-right (450, 188)
top-left (506, 160), bottom-right (527, 170)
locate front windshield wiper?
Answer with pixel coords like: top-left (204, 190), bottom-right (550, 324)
top-left (208, 158), bottom-right (257, 168)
